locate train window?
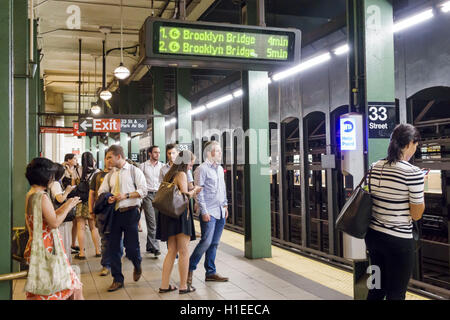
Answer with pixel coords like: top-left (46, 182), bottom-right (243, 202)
top-left (424, 170), bottom-right (441, 194)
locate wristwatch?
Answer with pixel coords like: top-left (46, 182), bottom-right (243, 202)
top-left (126, 193), bottom-right (130, 199)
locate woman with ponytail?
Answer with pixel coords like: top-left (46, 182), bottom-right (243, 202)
top-left (365, 123), bottom-right (424, 300)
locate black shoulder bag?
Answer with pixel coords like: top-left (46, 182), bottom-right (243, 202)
top-left (336, 168), bottom-right (373, 239)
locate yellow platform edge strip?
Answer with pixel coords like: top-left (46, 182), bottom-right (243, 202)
top-left (198, 221), bottom-right (428, 300)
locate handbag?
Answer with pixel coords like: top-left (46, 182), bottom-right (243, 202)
top-left (336, 168), bottom-right (373, 239)
top-left (24, 191), bottom-right (73, 296)
top-left (152, 179), bottom-right (189, 219)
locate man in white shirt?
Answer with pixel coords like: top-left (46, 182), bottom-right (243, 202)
top-left (98, 145), bottom-right (147, 292)
top-left (139, 146), bottom-right (164, 257)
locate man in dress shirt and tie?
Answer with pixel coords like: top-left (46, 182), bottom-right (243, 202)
top-left (98, 145), bottom-right (148, 292)
top-left (139, 146), bottom-right (164, 257)
top-left (188, 141), bottom-right (229, 285)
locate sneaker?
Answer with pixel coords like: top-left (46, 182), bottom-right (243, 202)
top-left (99, 267), bottom-right (110, 277)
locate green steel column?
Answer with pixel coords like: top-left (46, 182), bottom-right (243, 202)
top-left (152, 67), bottom-right (166, 162)
top-left (364, 0), bottom-right (395, 164)
top-left (84, 136), bottom-right (91, 152)
top-left (241, 0), bottom-right (271, 259)
top-left (242, 71), bottom-right (272, 259)
top-left (13, 0), bottom-right (29, 228)
top-left (28, 19), bottom-right (38, 160)
top-left (99, 138), bottom-right (106, 169)
top-left (0, 0), bottom-right (13, 300)
top-left (131, 136), bottom-right (140, 154)
top-left (176, 69), bottom-right (192, 144)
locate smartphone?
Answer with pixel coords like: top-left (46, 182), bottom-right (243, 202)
top-left (421, 168), bottom-right (430, 176)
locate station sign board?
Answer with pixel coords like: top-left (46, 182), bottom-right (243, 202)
top-left (40, 127), bottom-right (75, 134)
top-left (139, 17), bottom-right (301, 70)
top-left (78, 118), bottom-right (147, 133)
top-left (367, 102), bottom-right (396, 138)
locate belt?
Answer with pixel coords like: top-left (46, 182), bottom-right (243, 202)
top-left (118, 206), bottom-right (139, 213)
top-left (148, 190), bottom-right (157, 193)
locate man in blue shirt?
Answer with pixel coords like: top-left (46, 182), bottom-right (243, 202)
top-left (188, 141), bottom-right (229, 285)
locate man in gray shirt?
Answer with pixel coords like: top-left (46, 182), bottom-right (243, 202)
top-left (188, 141), bottom-right (229, 285)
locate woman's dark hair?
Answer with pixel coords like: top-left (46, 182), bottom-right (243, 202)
top-left (164, 150), bottom-right (195, 183)
top-left (25, 157), bottom-right (57, 187)
top-left (386, 124), bottom-right (420, 165)
top-left (64, 153), bottom-right (76, 162)
top-left (81, 152), bottom-right (96, 180)
top-left (54, 163), bottom-right (66, 182)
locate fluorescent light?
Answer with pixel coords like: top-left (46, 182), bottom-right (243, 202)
top-left (232, 89), bottom-right (243, 98)
top-left (393, 9), bottom-right (434, 33)
top-left (206, 94), bottom-right (233, 109)
top-left (272, 52), bottom-right (331, 81)
top-left (191, 105), bottom-right (206, 116)
top-left (333, 44), bottom-right (349, 55)
top-left (165, 118), bottom-right (177, 127)
top-left (442, 1), bottom-right (450, 12)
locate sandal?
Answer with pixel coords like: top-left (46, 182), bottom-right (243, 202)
top-left (74, 253), bottom-right (86, 260)
top-left (179, 285), bottom-right (196, 294)
top-left (95, 253), bottom-right (102, 257)
top-left (159, 284), bottom-right (177, 293)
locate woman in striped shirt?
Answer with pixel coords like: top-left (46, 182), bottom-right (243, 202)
top-left (365, 123), bottom-right (425, 300)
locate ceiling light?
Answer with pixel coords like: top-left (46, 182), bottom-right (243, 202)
top-left (393, 9), bottom-right (434, 33)
top-left (232, 89), bottom-right (243, 98)
top-left (191, 105), bottom-right (206, 116)
top-left (441, 1), bottom-right (450, 12)
top-left (272, 52), bottom-right (331, 81)
top-left (114, 63), bottom-right (130, 80)
top-left (91, 104), bottom-right (101, 114)
top-left (333, 44), bottom-right (349, 55)
top-left (206, 94), bottom-right (233, 109)
top-left (114, 0), bottom-right (130, 80)
top-left (100, 89), bottom-right (112, 101)
top-left (115, 141), bottom-right (120, 145)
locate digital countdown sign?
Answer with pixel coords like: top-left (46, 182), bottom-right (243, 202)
top-left (158, 26), bottom-right (290, 61)
top-left (139, 18), bottom-right (301, 70)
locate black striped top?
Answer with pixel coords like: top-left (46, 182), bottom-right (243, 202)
top-left (368, 159), bottom-right (424, 239)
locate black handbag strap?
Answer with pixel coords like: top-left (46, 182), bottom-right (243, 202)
top-left (356, 165), bottom-right (374, 193)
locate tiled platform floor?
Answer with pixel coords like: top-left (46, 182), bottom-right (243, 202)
top-left (13, 214), bottom-right (427, 300)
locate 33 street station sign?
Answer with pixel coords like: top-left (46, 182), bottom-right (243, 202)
top-left (78, 118), bottom-right (147, 133)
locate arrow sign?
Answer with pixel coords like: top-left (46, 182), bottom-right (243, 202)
top-left (80, 119), bottom-right (93, 131)
top-left (73, 122), bottom-right (86, 136)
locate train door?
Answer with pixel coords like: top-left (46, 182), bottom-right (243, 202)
top-left (408, 86), bottom-right (450, 290)
top-left (303, 112), bottom-right (328, 253)
top-left (330, 105), bottom-right (350, 257)
top-left (269, 122), bottom-right (280, 239)
top-left (281, 117), bottom-right (302, 245)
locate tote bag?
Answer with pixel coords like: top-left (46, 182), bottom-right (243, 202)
top-left (336, 169), bottom-right (373, 239)
top-left (24, 192), bottom-right (72, 296)
top-left (152, 180), bottom-right (189, 219)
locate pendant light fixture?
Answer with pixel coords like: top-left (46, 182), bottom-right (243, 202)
top-left (91, 56), bottom-right (102, 114)
top-left (114, 0), bottom-right (130, 80)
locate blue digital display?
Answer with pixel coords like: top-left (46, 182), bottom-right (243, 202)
top-left (340, 118), bottom-right (357, 151)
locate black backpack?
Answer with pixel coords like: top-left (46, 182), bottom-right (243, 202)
top-left (69, 171), bottom-right (94, 203)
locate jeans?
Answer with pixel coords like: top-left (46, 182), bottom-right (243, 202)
top-left (189, 216), bottom-right (225, 276)
top-left (109, 208), bottom-right (142, 283)
top-left (142, 192), bottom-right (160, 252)
top-left (364, 228), bottom-right (415, 300)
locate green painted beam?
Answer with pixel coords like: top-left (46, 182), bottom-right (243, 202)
top-left (363, 0), bottom-right (395, 165)
top-left (0, 0), bottom-right (13, 300)
top-left (152, 67), bottom-right (166, 162)
top-left (242, 71), bottom-right (272, 259)
top-left (176, 69), bottom-right (192, 144)
top-left (28, 19), bottom-right (39, 161)
top-left (13, 0), bottom-right (29, 229)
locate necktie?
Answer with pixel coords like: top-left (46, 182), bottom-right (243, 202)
top-left (113, 170), bottom-right (121, 210)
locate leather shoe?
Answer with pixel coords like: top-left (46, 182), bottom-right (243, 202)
top-left (187, 271), bottom-right (193, 285)
top-left (205, 273), bottom-right (228, 282)
top-left (107, 281), bottom-right (124, 292)
top-left (133, 266), bottom-right (142, 282)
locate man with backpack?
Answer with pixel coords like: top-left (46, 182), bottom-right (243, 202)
top-left (98, 145), bottom-right (147, 292)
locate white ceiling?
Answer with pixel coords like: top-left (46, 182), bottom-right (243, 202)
top-left (34, 0), bottom-right (215, 99)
